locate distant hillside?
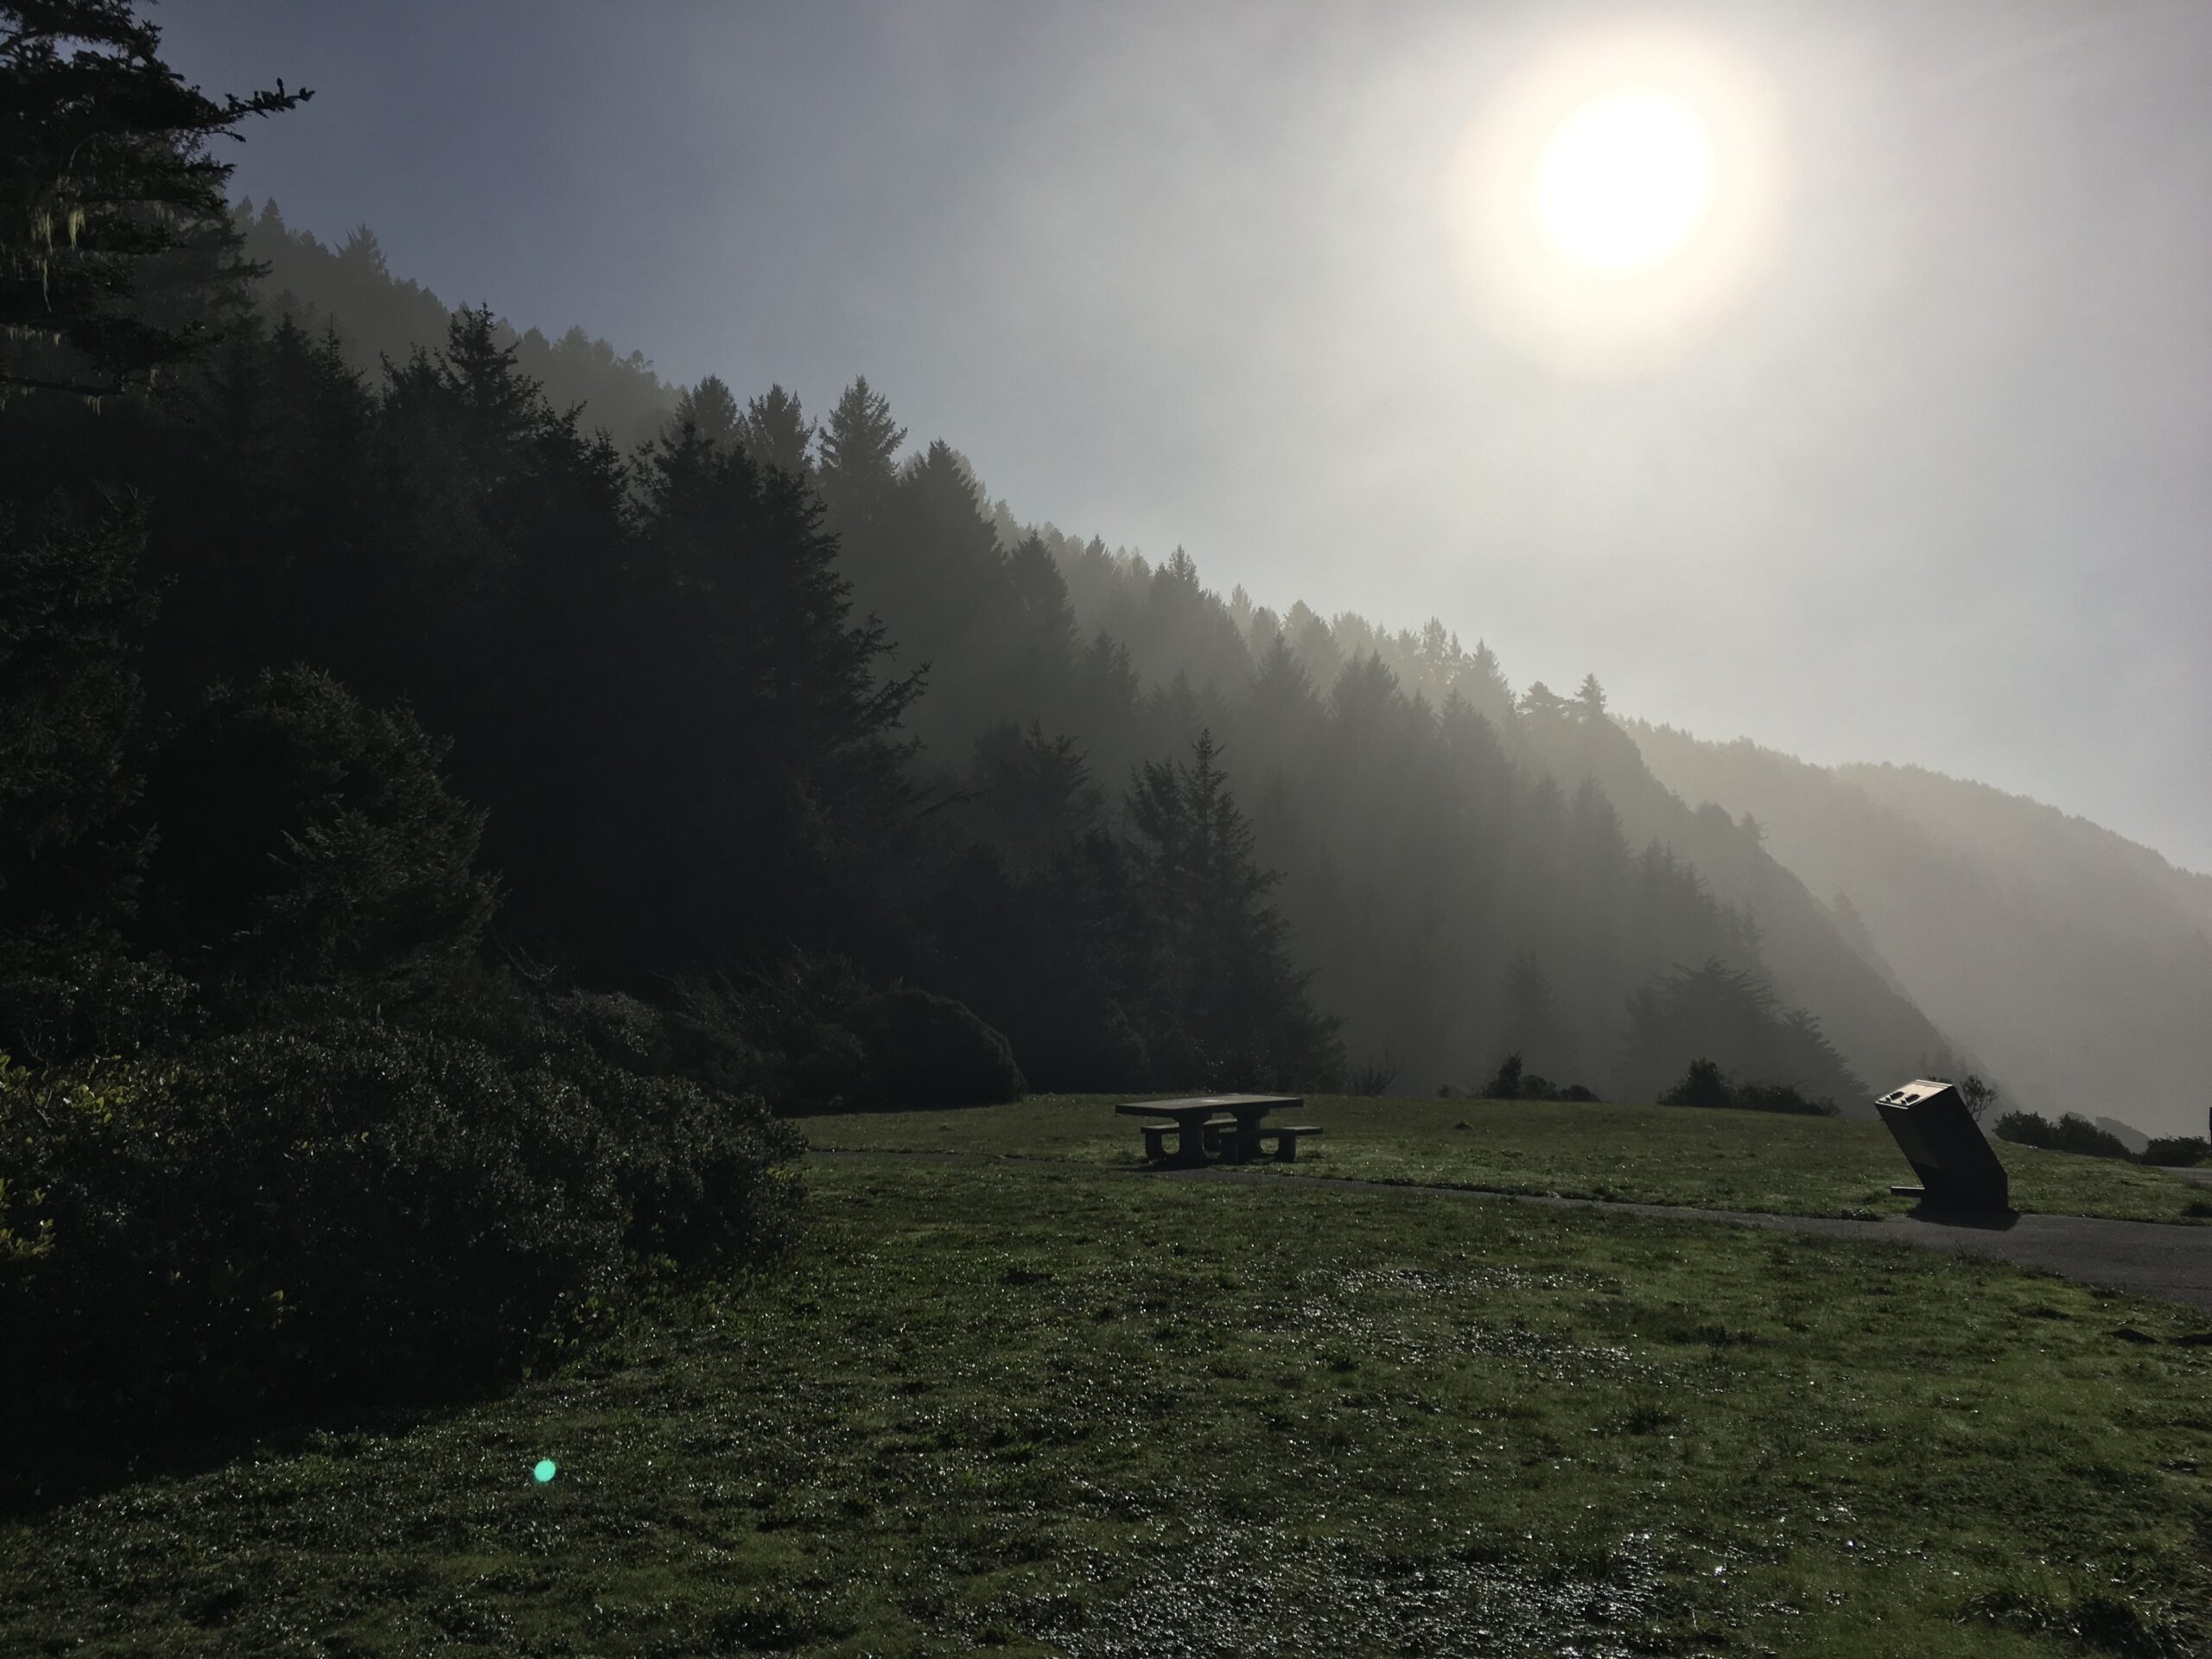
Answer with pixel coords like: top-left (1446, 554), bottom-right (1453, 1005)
top-left (1006, 532), bottom-right (1965, 1114)
top-left (1630, 728), bottom-right (2212, 1139)
top-left (233, 200), bottom-right (677, 449)
top-left (1512, 707), bottom-right (1968, 1111)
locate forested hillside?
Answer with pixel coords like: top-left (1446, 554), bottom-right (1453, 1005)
top-left (175, 205), bottom-right (1980, 1115)
top-left (980, 524), bottom-right (1963, 1109)
top-left (232, 199), bottom-right (677, 451)
top-left (1631, 727), bottom-right (2212, 1138)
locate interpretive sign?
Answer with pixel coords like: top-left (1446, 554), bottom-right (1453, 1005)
top-left (1875, 1077), bottom-right (2011, 1213)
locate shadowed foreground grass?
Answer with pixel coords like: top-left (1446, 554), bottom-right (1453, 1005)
top-left (804, 1095), bottom-right (2212, 1224)
top-left (3, 1158), bottom-right (2208, 1656)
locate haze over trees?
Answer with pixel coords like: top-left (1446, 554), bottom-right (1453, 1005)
top-left (1632, 727), bottom-right (2212, 1138)
top-left (15, 0), bottom-right (2209, 1505)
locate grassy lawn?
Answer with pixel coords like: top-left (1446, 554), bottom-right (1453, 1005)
top-left (4, 1157), bottom-right (2209, 1656)
top-left (804, 1095), bottom-right (2212, 1224)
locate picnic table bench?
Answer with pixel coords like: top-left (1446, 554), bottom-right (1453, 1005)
top-left (1116, 1096), bottom-right (1324, 1166)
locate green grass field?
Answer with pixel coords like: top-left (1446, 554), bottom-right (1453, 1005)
top-left (804, 1095), bottom-right (2212, 1225)
top-left (3, 1156), bottom-right (2208, 1656)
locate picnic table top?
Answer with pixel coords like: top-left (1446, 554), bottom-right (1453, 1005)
top-left (1115, 1095), bottom-right (1301, 1121)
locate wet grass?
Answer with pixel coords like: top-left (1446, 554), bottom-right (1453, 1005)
top-left (3, 1158), bottom-right (2209, 1656)
top-left (804, 1095), bottom-right (2212, 1224)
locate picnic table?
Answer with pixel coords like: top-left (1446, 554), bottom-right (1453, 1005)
top-left (1116, 1095), bottom-right (1322, 1166)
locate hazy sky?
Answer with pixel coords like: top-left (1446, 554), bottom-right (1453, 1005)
top-left (162, 1), bottom-right (2212, 870)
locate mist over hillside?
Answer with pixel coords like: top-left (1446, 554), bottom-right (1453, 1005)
top-left (5, 192), bottom-right (1948, 1116)
top-left (1631, 727), bottom-right (2212, 1138)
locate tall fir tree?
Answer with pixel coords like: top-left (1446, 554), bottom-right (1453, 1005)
top-left (2, 0), bottom-right (308, 400)
top-left (1126, 730), bottom-right (1341, 1090)
top-left (737, 383), bottom-right (816, 477)
top-left (816, 373), bottom-right (905, 524)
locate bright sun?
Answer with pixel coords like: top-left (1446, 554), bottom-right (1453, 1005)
top-left (1446, 27), bottom-right (1787, 374)
top-left (1533, 90), bottom-right (1716, 272)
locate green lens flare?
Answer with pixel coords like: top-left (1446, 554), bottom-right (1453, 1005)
top-left (532, 1459), bottom-right (557, 1484)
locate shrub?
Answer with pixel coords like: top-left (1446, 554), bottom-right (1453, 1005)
top-left (1659, 1058), bottom-right (1836, 1116)
top-left (0, 937), bottom-right (194, 1063)
top-left (1476, 1052), bottom-right (1601, 1103)
top-left (853, 986), bottom-right (1025, 1106)
top-left (2140, 1136), bottom-right (2209, 1168)
top-left (1659, 1057), bottom-right (1733, 1111)
top-left (588, 1061), bottom-right (803, 1271)
top-left (1348, 1053), bottom-right (1400, 1097)
top-left (1, 1026), bottom-right (617, 1427)
top-left (1994, 1110), bottom-right (2136, 1160)
top-left (1731, 1080), bottom-right (1839, 1117)
top-left (0, 1014), bottom-right (802, 1464)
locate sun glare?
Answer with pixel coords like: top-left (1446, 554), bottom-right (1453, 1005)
top-left (1533, 91), bottom-right (1715, 271)
top-left (1446, 28), bottom-right (1786, 374)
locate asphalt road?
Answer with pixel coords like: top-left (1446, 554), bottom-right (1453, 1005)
top-left (1166, 1164), bottom-right (2212, 1319)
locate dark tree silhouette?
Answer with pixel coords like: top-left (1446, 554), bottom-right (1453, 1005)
top-left (817, 373), bottom-right (905, 523)
top-left (2, 0), bottom-right (308, 398)
top-left (1126, 730), bottom-right (1341, 1090)
top-left (738, 382), bottom-right (816, 477)
top-left (669, 372), bottom-right (741, 450)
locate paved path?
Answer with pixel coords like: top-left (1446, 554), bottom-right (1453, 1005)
top-left (1160, 1164), bottom-right (2212, 1317)
top-left (815, 1148), bottom-right (2212, 1319)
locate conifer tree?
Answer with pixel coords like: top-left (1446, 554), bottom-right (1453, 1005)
top-left (817, 374), bottom-right (905, 521)
top-left (737, 383), bottom-right (815, 477)
top-left (1574, 673), bottom-right (1609, 721)
top-left (1126, 730), bottom-right (1341, 1089)
top-left (3, 0), bottom-right (308, 399)
top-left (670, 372), bottom-right (741, 451)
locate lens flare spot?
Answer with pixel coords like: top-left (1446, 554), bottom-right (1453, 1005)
top-left (533, 1459), bottom-right (557, 1484)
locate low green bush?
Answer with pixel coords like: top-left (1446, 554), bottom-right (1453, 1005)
top-left (1994, 1110), bottom-right (2136, 1160)
top-left (1659, 1058), bottom-right (1836, 1116)
top-left (0, 1014), bottom-right (800, 1450)
top-left (2139, 1135), bottom-right (2209, 1168)
top-left (1474, 1052), bottom-right (1603, 1103)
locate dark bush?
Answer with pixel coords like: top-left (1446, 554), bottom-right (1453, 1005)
top-left (1659, 1058), bottom-right (1837, 1116)
top-left (1348, 1053), bottom-right (1400, 1097)
top-left (0, 1015), bottom-right (801, 1452)
top-left (853, 986), bottom-right (1025, 1106)
top-left (2140, 1136), bottom-right (2209, 1168)
top-left (1731, 1080), bottom-right (1839, 1117)
top-left (1659, 1057), bottom-right (1733, 1110)
top-left (1994, 1110), bottom-right (2136, 1160)
top-left (1, 1025), bottom-right (616, 1427)
top-left (0, 937), bottom-right (194, 1064)
top-left (1476, 1052), bottom-right (1600, 1103)
top-left (588, 1061), bottom-right (803, 1270)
